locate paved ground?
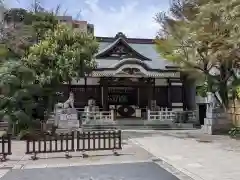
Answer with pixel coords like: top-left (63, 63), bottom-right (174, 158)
top-left (0, 130), bottom-right (188, 180)
top-left (2, 129), bottom-right (240, 180)
top-left (130, 130), bottom-right (240, 180)
top-left (1, 162), bottom-right (180, 180)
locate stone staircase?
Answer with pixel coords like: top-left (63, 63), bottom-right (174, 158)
top-left (48, 110), bottom-right (198, 133)
top-left (81, 119), bottom-right (197, 131)
top-left (0, 121), bottom-right (8, 131)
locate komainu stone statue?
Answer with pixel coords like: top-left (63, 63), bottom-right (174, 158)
top-left (207, 92), bottom-right (219, 109)
top-left (54, 92), bottom-right (79, 129)
top-left (55, 92), bottom-right (75, 110)
top-left (63, 92), bottom-right (74, 108)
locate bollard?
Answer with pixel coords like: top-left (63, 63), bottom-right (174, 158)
top-left (65, 151), bottom-right (72, 159)
top-left (0, 154), bottom-right (7, 162)
top-left (112, 149), bottom-right (119, 156)
top-left (31, 152), bottom-right (38, 160)
top-left (81, 150), bottom-right (88, 158)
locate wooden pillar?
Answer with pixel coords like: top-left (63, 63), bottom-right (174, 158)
top-left (153, 78), bottom-right (156, 101)
top-left (102, 84), bottom-right (108, 111)
top-left (147, 78), bottom-right (153, 109)
top-left (137, 87), bottom-right (140, 106)
top-left (148, 86), bottom-right (153, 108)
top-left (100, 78), bottom-right (108, 111)
top-left (167, 79), bottom-right (172, 109)
top-left (182, 77), bottom-right (187, 110)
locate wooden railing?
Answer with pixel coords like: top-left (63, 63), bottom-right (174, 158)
top-left (147, 109), bottom-right (197, 123)
top-left (147, 109), bottom-right (175, 121)
top-left (81, 110), bottom-right (115, 124)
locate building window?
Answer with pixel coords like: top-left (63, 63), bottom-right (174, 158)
top-left (87, 24), bottom-right (94, 34)
top-left (73, 23), bottom-right (79, 28)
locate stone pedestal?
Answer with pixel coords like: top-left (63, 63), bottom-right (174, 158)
top-left (203, 108), bottom-right (232, 135)
top-left (58, 108), bottom-right (79, 129)
top-left (136, 108), bottom-right (141, 118)
top-left (202, 92), bottom-right (232, 135)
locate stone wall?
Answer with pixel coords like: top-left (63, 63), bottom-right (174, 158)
top-left (202, 92), bottom-right (232, 135)
top-left (228, 100), bottom-right (240, 127)
top-left (203, 108), bottom-right (232, 134)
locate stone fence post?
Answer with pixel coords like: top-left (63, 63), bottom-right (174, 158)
top-left (111, 109), bottom-right (115, 121)
top-left (147, 109), bottom-right (150, 120)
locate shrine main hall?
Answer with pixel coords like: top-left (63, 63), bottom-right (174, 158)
top-left (60, 32), bottom-right (196, 118)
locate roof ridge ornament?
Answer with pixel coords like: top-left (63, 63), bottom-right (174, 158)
top-left (115, 32), bottom-right (127, 39)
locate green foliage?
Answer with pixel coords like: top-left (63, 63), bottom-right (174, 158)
top-left (23, 24), bottom-right (99, 85)
top-left (0, 44), bottom-right (12, 59)
top-left (1, 7), bottom-right (58, 58)
top-left (236, 87), bottom-right (240, 99)
top-left (0, 3), bottom-right (99, 135)
top-left (196, 82), bottom-right (208, 97)
top-left (31, 11), bottom-right (58, 41)
top-left (229, 127), bottom-right (240, 138)
top-left (156, 0), bottom-right (240, 110)
top-left (4, 8), bottom-right (28, 24)
top-left (0, 60), bottom-right (40, 131)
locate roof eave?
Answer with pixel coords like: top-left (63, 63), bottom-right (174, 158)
top-left (95, 37), bottom-right (151, 61)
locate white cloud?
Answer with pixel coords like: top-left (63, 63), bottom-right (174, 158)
top-left (81, 0), bottom-right (167, 38)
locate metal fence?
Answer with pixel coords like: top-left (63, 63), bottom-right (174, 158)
top-left (25, 130), bottom-right (122, 160)
top-left (76, 130), bottom-right (121, 157)
top-left (0, 134), bottom-right (12, 161)
top-left (26, 131), bottom-right (75, 160)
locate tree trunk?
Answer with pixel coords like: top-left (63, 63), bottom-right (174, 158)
top-left (219, 82), bottom-right (228, 110)
top-left (68, 79), bottom-right (71, 94)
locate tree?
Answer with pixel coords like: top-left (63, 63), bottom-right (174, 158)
top-left (155, 0), bottom-right (240, 110)
top-left (1, 6), bottom-right (58, 58)
top-left (24, 24), bottom-right (98, 85)
top-left (0, 60), bottom-right (41, 134)
top-left (23, 24), bottom-right (98, 117)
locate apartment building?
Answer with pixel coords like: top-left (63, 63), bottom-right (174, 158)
top-left (57, 16), bottom-right (94, 34)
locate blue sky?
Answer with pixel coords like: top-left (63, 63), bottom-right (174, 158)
top-left (5, 0), bottom-right (170, 38)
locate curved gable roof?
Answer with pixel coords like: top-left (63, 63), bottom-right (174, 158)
top-left (111, 58), bottom-right (151, 70)
top-left (95, 32), bottom-right (175, 70)
top-left (95, 37), bottom-right (151, 61)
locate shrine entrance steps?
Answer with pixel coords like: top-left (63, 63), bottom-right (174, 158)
top-left (81, 119), bottom-right (197, 132)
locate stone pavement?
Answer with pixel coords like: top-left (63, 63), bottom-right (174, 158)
top-left (1, 162), bottom-right (180, 180)
top-left (0, 137), bottom-right (156, 179)
top-left (0, 130), bottom-right (199, 180)
top-left (130, 130), bottom-right (240, 180)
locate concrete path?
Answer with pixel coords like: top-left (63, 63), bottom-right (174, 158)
top-left (130, 130), bottom-right (240, 180)
top-left (1, 162), bottom-right (181, 180)
top-left (0, 138), bottom-right (154, 179)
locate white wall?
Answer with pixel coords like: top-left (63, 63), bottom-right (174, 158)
top-left (155, 79), bottom-right (167, 86)
top-left (70, 78), bottom-right (100, 85)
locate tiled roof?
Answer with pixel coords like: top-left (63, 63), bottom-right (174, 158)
top-left (91, 71), bottom-right (179, 78)
top-left (96, 41), bottom-right (172, 70)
